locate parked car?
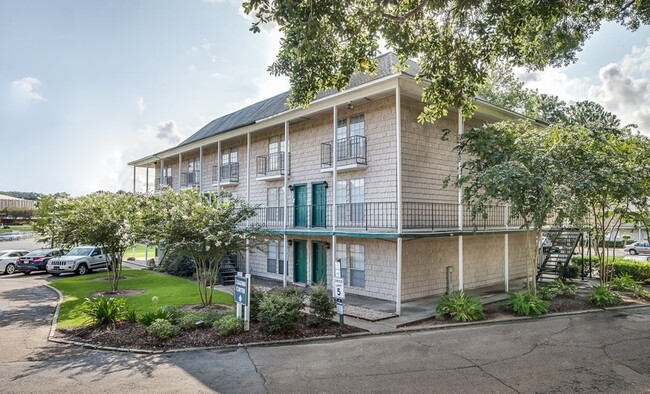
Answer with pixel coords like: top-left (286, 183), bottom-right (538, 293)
top-left (0, 250), bottom-right (29, 274)
top-left (46, 246), bottom-right (108, 276)
top-left (0, 231), bottom-right (24, 241)
top-left (16, 248), bottom-right (65, 275)
top-left (623, 241), bottom-right (650, 255)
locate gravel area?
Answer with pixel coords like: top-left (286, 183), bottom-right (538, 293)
top-left (343, 305), bottom-right (397, 321)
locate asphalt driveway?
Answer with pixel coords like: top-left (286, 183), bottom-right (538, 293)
top-left (1, 273), bottom-right (649, 393)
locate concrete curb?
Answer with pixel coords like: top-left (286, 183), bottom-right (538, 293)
top-left (42, 284), bottom-right (649, 354)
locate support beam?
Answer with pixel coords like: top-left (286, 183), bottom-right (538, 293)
top-left (132, 166), bottom-right (136, 193)
top-left (396, 237), bottom-right (402, 315)
top-left (396, 85), bottom-right (402, 233)
top-left (178, 153), bottom-right (182, 192)
top-left (245, 132), bottom-right (251, 274)
top-left (458, 109), bottom-right (464, 291)
top-left (199, 146), bottom-right (203, 192)
top-left (283, 121), bottom-right (289, 287)
top-left (145, 166), bottom-right (149, 194)
top-left (504, 204), bottom-right (510, 292)
top-left (331, 105), bottom-right (338, 296)
top-left (217, 141), bottom-right (222, 195)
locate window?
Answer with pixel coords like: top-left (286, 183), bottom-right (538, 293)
top-left (267, 136), bottom-right (286, 173)
top-left (335, 243), bottom-right (364, 288)
top-left (222, 147), bottom-right (238, 165)
top-left (266, 187), bottom-right (285, 225)
top-left (188, 157), bottom-right (200, 185)
top-left (267, 240), bottom-right (285, 274)
top-left (335, 179), bottom-right (364, 226)
top-left (336, 115), bottom-right (365, 161)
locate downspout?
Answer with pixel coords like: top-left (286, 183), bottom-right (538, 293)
top-left (458, 109), bottom-right (464, 291)
top-left (395, 84), bottom-right (403, 315)
top-left (283, 121), bottom-right (289, 287)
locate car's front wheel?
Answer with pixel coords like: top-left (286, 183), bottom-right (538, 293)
top-left (22, 271), bottom-right (31, 275)
top-left (5, 263), bottom-right (15, 275)
top-left (76, 263), bottom-right (88, 275)
top-left (629, 249), bottom-right (638, 255)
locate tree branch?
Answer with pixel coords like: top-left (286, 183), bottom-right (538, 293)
top-left (381, 0), bottom-right (430, 21)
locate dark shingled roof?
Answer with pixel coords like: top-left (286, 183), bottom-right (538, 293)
top-left (178, 52), bottom-right (419, 147)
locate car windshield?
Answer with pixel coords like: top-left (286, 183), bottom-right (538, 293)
top-left (24, 250), bottom-right (48, 257)
top-left (66, 247), bottom-right (93, 257)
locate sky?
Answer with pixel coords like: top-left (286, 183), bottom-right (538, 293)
top-left (1, 1), bottom-right (649, 196)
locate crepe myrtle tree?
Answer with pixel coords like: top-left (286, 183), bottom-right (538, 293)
top-left (145, 189), bottom-right (261, 306)
top-left (244, 0), bottom-right (649, 123)
top-left (447, 121), bottom-right (573, 294)
top-left (43, 192), bottom-right (147, 292)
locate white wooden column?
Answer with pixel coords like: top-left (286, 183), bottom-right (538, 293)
top-left (132, 166), bottom-right (136, 193)
top-left (245, 132), bottom-right (251, 274)
top-left (457, 109), bottom-right (464, 291)
top-left (178, 153), bottom-right (182, 192)
top-left (283, 121), bottom-right (289, 287)
top-left (504, 204), bottom-right (510, 291)
top-left (145, 166), bottom-right (149, 193)
top-left (199, 146), bottom-right (204, 192)
top-left (217, 141), bottom-right (222, 194)
top-left (160, 159), bottom-right (164, 185)
top-left (395, 85), bottom-right (403, 315)
top-left (331, 105), bottom-right (338, 292)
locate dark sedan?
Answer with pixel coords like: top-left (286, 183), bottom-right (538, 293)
top-left (16, 248), bottom-right (65, 274)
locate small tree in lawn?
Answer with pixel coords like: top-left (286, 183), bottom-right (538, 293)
top-left (449, 121), bottom-right (570, 294)
top-left (33, 195), bottom-right (63, 248)
top-left (147, 189), bottom-right (259, 306)
top-left (50, 192), bottom-right (147, 292)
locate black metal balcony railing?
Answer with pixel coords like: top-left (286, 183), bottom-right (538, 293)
top-left (212, 163), bottom-right (240, 184)
top-left (321, 135), bottom-right (367, 168)
top-left (248, 202), bottom-right (522, 232)
top-left (180, 171), bottom-right (200, 188)
top-left (257, 152), bottom-right (290, 177)
top-left (155, 176), bottom-right (173, 190)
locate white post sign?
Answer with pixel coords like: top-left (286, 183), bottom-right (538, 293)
top-left (333, 259), bottom-right (345, 299)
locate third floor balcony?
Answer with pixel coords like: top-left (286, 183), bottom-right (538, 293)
top-left (256, 152), bottom-right (290, 181)
top-left (212, 163), bottom-right (239, 186)
top-left (321, 135), bottom-right (367, 172)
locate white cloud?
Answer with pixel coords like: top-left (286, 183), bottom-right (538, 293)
top-left (156, 120), bottom-right (183, 145)
top-left (518, 67), bottom-right (590, 104)
top-left (136, 97), bottom-right (146, 114)
top-left (188, 64), bottom-right (197, 72)
top-left (11, 77), bottom-right (46, 102)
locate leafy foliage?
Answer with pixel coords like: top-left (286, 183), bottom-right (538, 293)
top-left (138, 308), bottom-right (173, 327)
top-left (502, 291), bottom-right (549, 318)
top-left (81, 297), bottom-right (126, 326)
top-left (257, 292), bottom-right (304, 333)
top-left (146, 319), bottom-right (180, 340)
top-left (609, 274), bottom-right (642, 292)
top-left (158, 250), bottom-right (196, 278)
top-left (537, 286), bottom-right (559, 301)
top-left (435, 291), bottom-right (486, 322)
top-left (547, 280), bottom-right (577, 296)
top-left (612, 260), bottom-right (650, 283)
top-left (144, 189), bottom-right (261, 306)
top-left (587, 285), bottom-right (621, 308)
top-left (307, 285), bottom-right (335, 327)
top-left (213, 314), bottom-right (244, 336)
top-left (244, 0), bottom-right (649, 123)
top-left (177, 313), bottom-right (204, 330)
top-left (158, 305), bottom-right (184, 322)
top-left (249, 286), bottom-right (265, 322)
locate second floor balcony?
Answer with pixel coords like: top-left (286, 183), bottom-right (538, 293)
top-left (180, 171), bottom-right (200, 189)
top-left (321, 135), bottom-right (367, 172)
top-left (248, 202), bottom-right (525, 233)
top-left (256, 152), bottom-right (290, 181)
top-left (212, 163), bottom-right (239, 186)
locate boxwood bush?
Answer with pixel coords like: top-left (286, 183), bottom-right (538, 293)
top-left (612, 260), bottom-right (650, 284)
top-left (258, 292), bottom-right (304, 333)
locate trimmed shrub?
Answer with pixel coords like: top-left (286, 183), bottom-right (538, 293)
top-left (435, 291), bottom-right (486, 322)
top-left (612, 260), bottom-right (650, 284)
top-left (308, 285), bottom-right (335, 327)
top-left (249, 286), bottom-right (265, 322)
top-left (158, 305), bottom-right (184, 323)
top-left (560, 262), bottom-right (580, 279)
top-left (271, 285), bottom-right (306, 299)
top-left (258, 292), bottom-right (304, 333)
top-left (81, 297), bottom-right (126, 326)
top-left (571, 256), bottom-right (601, 267)
top-left (177, 313), bottom-right (204, 330)
top-left (158, 250), bottom-right (195, 278)
top-left (196, 306), bottom-right (224, 325)
top-left (123, 307), bottom-right (138, 323)
top-left (213, 314), bottom-right (244, 336)
top-left (146, 318), bottom-right (180, 340)
top-left (587, 285), bottom-right (621, 307)
top-left (502, 291), bottom-right (549, 318)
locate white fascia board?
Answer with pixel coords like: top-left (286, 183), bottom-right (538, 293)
top-left (129, 74), bottom-right (401, 167)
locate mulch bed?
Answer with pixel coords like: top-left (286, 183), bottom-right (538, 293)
top-left (405, 285), bottom-right (650, 328)
top-left (57, 315), bottom-right (365, 351)
top-left (90, 289), bottom-right (144, 297)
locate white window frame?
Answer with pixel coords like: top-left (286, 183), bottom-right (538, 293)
top-left (266, 240), bottom-right (285, 275)
top-left (335, 243), bottom-right (365, 288)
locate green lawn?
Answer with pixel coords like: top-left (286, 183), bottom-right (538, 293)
top-left (50, 269), bottom-right (234, 328)
top-left (123, 243), bottom-right (156, 259)
top-left (0, 224), bottom-right (33, 233)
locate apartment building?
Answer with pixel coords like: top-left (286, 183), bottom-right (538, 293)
top-left (129, 53), bottom-right (535, 313)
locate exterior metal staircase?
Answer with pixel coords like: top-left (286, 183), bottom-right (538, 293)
top-left (218, 252), bottom-right (242, 285)
top-left (537, 228), bottom-right (582, 282)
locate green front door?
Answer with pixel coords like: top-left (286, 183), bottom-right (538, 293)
top-left (312, 183), bottom-right (327, 227)
top-left (294, 184), bottom-right (307, 227)
top-left (293, 241), bottom-right (308, 283)
top-left (312, 242), bottom-right (327, 285)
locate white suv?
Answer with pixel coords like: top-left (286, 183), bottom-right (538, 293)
top-left (47, 246), bottom-right (109, 276)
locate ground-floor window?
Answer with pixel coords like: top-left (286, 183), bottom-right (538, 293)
top-left (266, 240), bottom-right (285, 275)
top-left (335, 243), bottom-right (365, 288)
